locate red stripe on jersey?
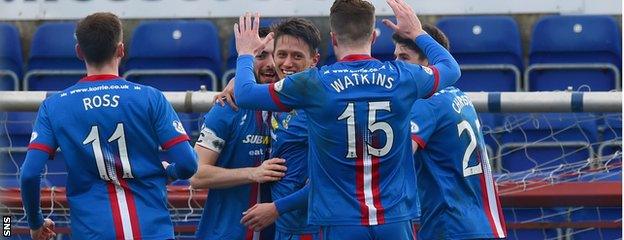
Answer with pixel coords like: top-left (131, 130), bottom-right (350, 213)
top-left (411, 135), bottom-right (427, 149)
top-left (479, 172), bottom-right (498, 236)
top-left (300, 234), bottom-right (313, 240)
top-left (426, 66), bottom-right (440, 98)
top-left (412, 222), bottom-right (418, 240)
top-left (370, 136), bottom-right (385, 224)
top-left (339, 54), bottom-right (375, 62)
top-left (493, 180), bottom-right (508, 237)
top-left (79, 74), bottom-right (120, 82)
top-left (268, 82), bottom-right (291, 112)
top-left (245, 182), bottom-right (260, 240)
top-left (27, 143), bottom-right (55, 155)
top-left (107, 182), bottom-right (125, 240)
top-left (162, 134), bottom-right (190, 150)
top-left (119, 178), bottom-right (142, 239)
top-left (354, 132), bottom-right (368, 225)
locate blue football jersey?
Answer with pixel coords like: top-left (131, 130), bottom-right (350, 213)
top-left (28, 75), bottom-right (190, 239)
top-left (194, 104), bottom-right (271, 240)
top-left (270, 110), bottom-right (318, 234)
top-left (268, 53), bottom-right (454, 226)
top-left (410, 87), bottom-right (507, 239)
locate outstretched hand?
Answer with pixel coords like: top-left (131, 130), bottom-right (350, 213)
top-left (30, 218), bottom-right (56, 240)
top-left (234, 12), bottom-right (275, 56)
top-left (382, 0), bottom-right (425, 40)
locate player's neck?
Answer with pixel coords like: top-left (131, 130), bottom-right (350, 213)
top-left (335, 45), bottom-right (372, 61)
top-left (86, 62), bottom-right (120, 77)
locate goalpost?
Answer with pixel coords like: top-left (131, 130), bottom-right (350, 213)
top-left (0, 91), bottom-right (621, 239)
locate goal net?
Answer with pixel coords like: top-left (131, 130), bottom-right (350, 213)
top-left (0, 91), bottom-right (621, 239)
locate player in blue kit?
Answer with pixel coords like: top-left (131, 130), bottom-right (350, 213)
top-left (393, 28), bottom-right (508, 239)
top-left (189, 28), bottom-right (288, 240)
top-left (237, 18), bottom-right (322, 240)
top-left (231, 0), bottom-right (461, 239)
top-left (20, 13), bottom-right (198, 240)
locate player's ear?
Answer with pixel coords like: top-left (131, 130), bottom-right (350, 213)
top-left (75, 44), bottom-right (85, 61)
top-left (311, 52), bottom-right (320, 67)
top-left (370, 28), bottom-right (377, 45)
top-left (116, 42), bottom-right (125, 59)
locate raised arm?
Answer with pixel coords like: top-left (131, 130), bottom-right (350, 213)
top-left (383, 0), bottom-right (460, 96)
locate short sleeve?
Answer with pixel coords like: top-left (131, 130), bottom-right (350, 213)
top-left (28, 102), bottom-right (58, 157)
top-left (150, 89), bottom-right (190, 150)
top-left (410, 100), bottom-right (438, 149)
top-left (270, 68), bottom-right (317, 110)
top-left (195, 105), bottom-right (236, 153)
top-left (400, 61), bottom-right (441, 99)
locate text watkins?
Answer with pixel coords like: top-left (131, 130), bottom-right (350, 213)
top-left (329, 72), bottom-right (394, 93)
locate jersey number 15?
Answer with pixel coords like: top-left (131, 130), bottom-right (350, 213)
top-left (339, 101), bottom-right (394, 158)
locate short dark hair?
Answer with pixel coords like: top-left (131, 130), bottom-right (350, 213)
top-left (392, 24), bottom-right (449, 60)
top-left (75, 12), bottom-right (122, 67)
top-left (271, 18), bottom-right (321, 55)
top-left (330, 0), bottom-right (375, 45)
top-left (259, 27), bottom-right (271, 38)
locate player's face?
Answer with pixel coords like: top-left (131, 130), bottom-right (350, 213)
top-left (274, 35), bottom-right (319, 79)
top-left (254, 38), bottom-right (278, 84)
top-left (394, 43), bottom-right (429, 66)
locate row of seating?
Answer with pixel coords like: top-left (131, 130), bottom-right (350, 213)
top-left (0, 15), bottom-right (621, 92)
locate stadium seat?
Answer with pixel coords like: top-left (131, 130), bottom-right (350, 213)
top-left (504, 208), bottom-right (565, 240)
top-left (222, 18), bottom-right (282, 87)
top-left (498, 113), bottom-right (598, 172)
top-left (567, 207), bottom-right (622, 240)
top-left (324, 18), bottom-right (398, 65)
top-left (0, 23), bottom-right (22, 90)
top-left (526, 15), bottom-right (621, 91)
top-left (25, 22), bottom-right (86, 91)
top-left (437, 16), bottom-right (523, 92)
top-left (124, 20), bottom-right (222, 91)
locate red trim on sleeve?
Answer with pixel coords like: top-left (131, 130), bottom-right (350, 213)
top-left (28, 143), bottom-right (55, 155)
top-left (426, 66), bottom-right (440, 98)
top-left (411, 134), bottom-right (427, 149)
top-left (339, 54), bottom-right (376, 62)
top-left (269, 82), bottom-right (292, 112)
top-left (162, 134), bottom-right (190, 150)
top-left (79, 74), bottom-right (121, 82)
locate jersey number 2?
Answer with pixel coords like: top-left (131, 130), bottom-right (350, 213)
top-left (457, 120), bottom-right (485, 177)
top-left (83, 123), bottom-right (133, 181)
top-left (338, 101), bottom-right (394, 158)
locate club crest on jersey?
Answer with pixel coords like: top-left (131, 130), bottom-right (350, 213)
top-left (172, 120), bottom-right (186, 134)
top-left (274, 79), bottom-right (285, 92)
top-left (410, 121), bottom-right (420, 133)
top-left (422, 66), bottom-right (434, 75)
top-left (30, 132), bottom-right (38, 143)
top-left (271, 116), bottom-right (279, 130)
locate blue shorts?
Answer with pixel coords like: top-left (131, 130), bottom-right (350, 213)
top-left (274, 230), bottom-right (321, 240)
top-left (321, 220), bottom-right (415, 240)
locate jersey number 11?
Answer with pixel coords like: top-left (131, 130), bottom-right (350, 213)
top-left (83, 123), bottom-right (134, 181)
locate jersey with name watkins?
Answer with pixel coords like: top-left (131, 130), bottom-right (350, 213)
top-left (195, 104), bottom-right (271, 240)
top-left (270, 110), bottom-right (318, 234)
top-left (269, 54), bottom-right (450, 226)
top-left (410, 87), bottom-right (507, 239)
top-left (28, 75), bottom-right (189, 239)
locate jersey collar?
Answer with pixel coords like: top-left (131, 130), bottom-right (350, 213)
top-left (339, 54), bottom-right (376, 62)
top-left (79, 74), bottom-right (121, 82)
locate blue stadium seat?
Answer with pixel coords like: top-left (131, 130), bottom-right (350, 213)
top-left (25, 22), bottom-right (85, 91)
top-left (568, 207), bottom-right (622, 240)
top-left (527, 15), bottom-right (621, 91)
top-left (124, 20), bottom-right (221, 91)
top-left (0, 23), bottom-right (22, 90)
top-left (498, 113), bottom-right (598, 172)
top-left (1, 112), bottom-right (37, 147)
top-left (437, 16), bottom-right (523, 92)
top-left (324, 18), bottom-right (397, 65)
top-left (223, 18), bottom-right (282, 87)
top-left (504, 208), bottom-right (566, 240)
